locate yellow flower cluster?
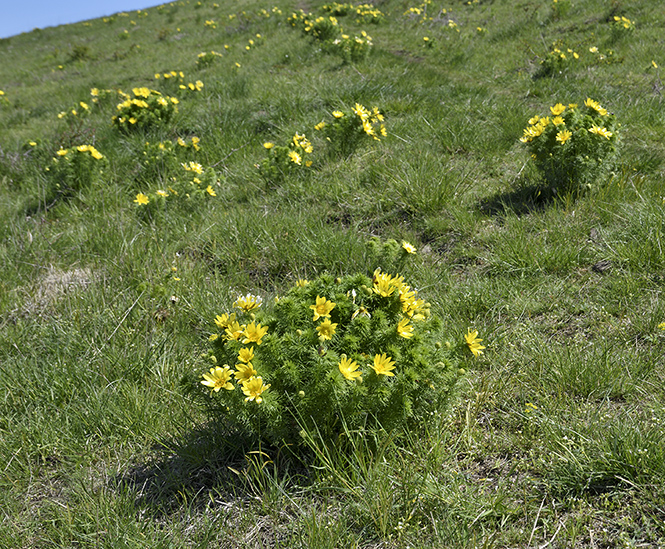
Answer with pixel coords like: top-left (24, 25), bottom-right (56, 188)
top-left (612, 15), bottom-right (635, 31)
top-left (234, 293), bottom-right (263, 312)
top-left (196, 51), bottom-right (223, 67)
top-left (180, 80), bottom-right (204, 92)
top-left (57, 101), bottom-right (90, 121)
top-left (204, 314), bottom-right (271, 402)
top-left (154, 70), bottom-right (185, 80)
top-left (372, 268), bottom-right (429, 322)
top-left (351, 103), bottom-right (386, 140)
top-left (53, 144), bottom-right (104, 161)
top-left (112, 87), bottom-right (178, 128)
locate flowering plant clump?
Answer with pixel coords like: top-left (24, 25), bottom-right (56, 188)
top-left (303, 15), bottom-right (342, 41)
top-left (132, 161), bottom-right (218, 216)
top-left (321, 103), bottom-right (386, 157)
top-left (537, 41), bottom-right (581, 76)
top-left (112, 87), bottom-right (179, 130)
top-left (56, 101), bottom-right (92, 126)
top-left (520, 98), bottom-right (620, 191)
top-left (196, 51), bottom-right (223, 68)
top-left (322, 3), bottom-right (384, 24)
top-left (198, 272), bottom-right (465, 446)
top-left (611, 15), bottom-right (635, 35)
top-left (353, 4), bottom-right (385, 24)
top-left (258, 133), bottom-right (314, 184)
top-left (46, 144), bottom-right (106, 195)
top-left (330, 31), bottom-right (373, 63)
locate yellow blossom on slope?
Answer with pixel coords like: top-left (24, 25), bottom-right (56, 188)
top-left (402, 241), bottom-right (417, 254)
top-left (588, 125), bottom-right (613, 139)
top-left (550, 103), bottom-right (566, 116)
top-left (316, 318), bottom-right (338, 340)
top-left (238, 347), bottom-right (255, 363)
top-left (225, 320), bottom-right (245, 341)
top-left (214, 313), bottom-right (236, 329)
top-left (288, 150), bottom-right (302, 165)
top-left (242, 322), bottom-right (268, 345)
top-left (242, 376), bottom-right (270, 402)
top-left (397, 317), bottom-right (414, 339)
top-left (556, 130), bottom-right (572, 144)
top-left (310, 296), bottom-right (336, 321)
top-left (201, 365), bottom-right (235, 392)
top-left (338, 355), bottom-right (362, 381)
top-left (234, 293), bottom-right (262, 311)
top-left (465, 329), bottom-right (486, 357)
top-left (371, 353), bottom-right (396, 377)
top-left (234, 362), bottom-right (257, 382)
top-left (134, 193), bottom-right (149, 205)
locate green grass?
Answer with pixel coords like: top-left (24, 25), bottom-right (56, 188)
top-left (2, 0), bottom-right (665, 546)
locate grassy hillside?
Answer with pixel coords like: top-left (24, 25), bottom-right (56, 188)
top-left (1, 0), bottom-right (665, 546)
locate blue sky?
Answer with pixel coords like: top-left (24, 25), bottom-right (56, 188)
top-left (0, 1), bottom-right (164, 39)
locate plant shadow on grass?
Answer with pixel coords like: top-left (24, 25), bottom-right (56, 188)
top-left (477, 177), bottom-right (563, 217)
top-left (112, 420), bottom-right (310, 517)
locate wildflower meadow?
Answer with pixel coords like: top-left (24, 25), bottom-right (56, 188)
top-left (1, 0), bottom-right (664, 547)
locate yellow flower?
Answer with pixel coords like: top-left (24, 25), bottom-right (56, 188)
top-left (465, 329), bottom-right (486, 357)
top-left (238, 347), bottom-right (255, 363)
top-left (658, 322), bottom-right (665, 330)
top-left (156, 189), bottom-right (169, 197)
top-left (556, 130), bottom-right (572, 144)
top-left (550, 103), bottom-right (566, 116)
top-left (57, 148), bottom-right (69, 156)
top-left (310, 296), bottom-right (336, 321)
top-left (201, 366), bottom-right (235, 392)
top-left (134, 193), bottom-right (149, 205)
top-left (314, 121), bottom-right (326, 131)
top-left (588, 125), bottom-right (612, 139)
top-left (288, 150), bottom-right (302, 165)
top-left (214, 313), bottom-right (236, 329)
top-left (242, 322), bottom-right (268, 345)
top-left (373, 272), bottom-right (399, 297)
top-left (402, 241), bottom-right (417, 254)
top-left (552, 116), bottom-right (565, 126)
top-left (225, 320), bottom-right (245, 341)
top-left (353, 103), bottom-right (370, 120)
top-left (206, 185), bottom-right (217, 196)
top-left (234, 362), bottom-right (257, 382)
top-left (584, 98), bottom-right (608, 116)
top-left (332, 110), bottom-right (345, 118)
top-left (263, 142), bottom-right (274, 149)
top-left (397, 317), bottom-right (414, 339)
top-left (316, 318), bottom-right (338, 340)
top-left (652, 61), bottom-right (658, 69)
top-left (234, 293), bottom-right (262, 311)
top-left (338, 355), bottom-right (362, 381)
top-left (242, 376), bottom-right (270, 403)
top-left (371, 353), bottom-right (396, 377)
top-left (296, 278), bottom-right (309, 287)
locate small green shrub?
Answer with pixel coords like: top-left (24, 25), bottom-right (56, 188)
top-left (197, 272), bottom-right (464, 448)
top-left (46, 144), bottom-right (107, 195)
top-left (321, 103), bottom-right (386, 157)
top-left (258, 133), bottom-right (314, 185)
top-left (520, 98), bottom-right (620, 191)
top-left (329, 31), bottom-right (373, 63)
top-left (111, 87), bottom-right (179, 130)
